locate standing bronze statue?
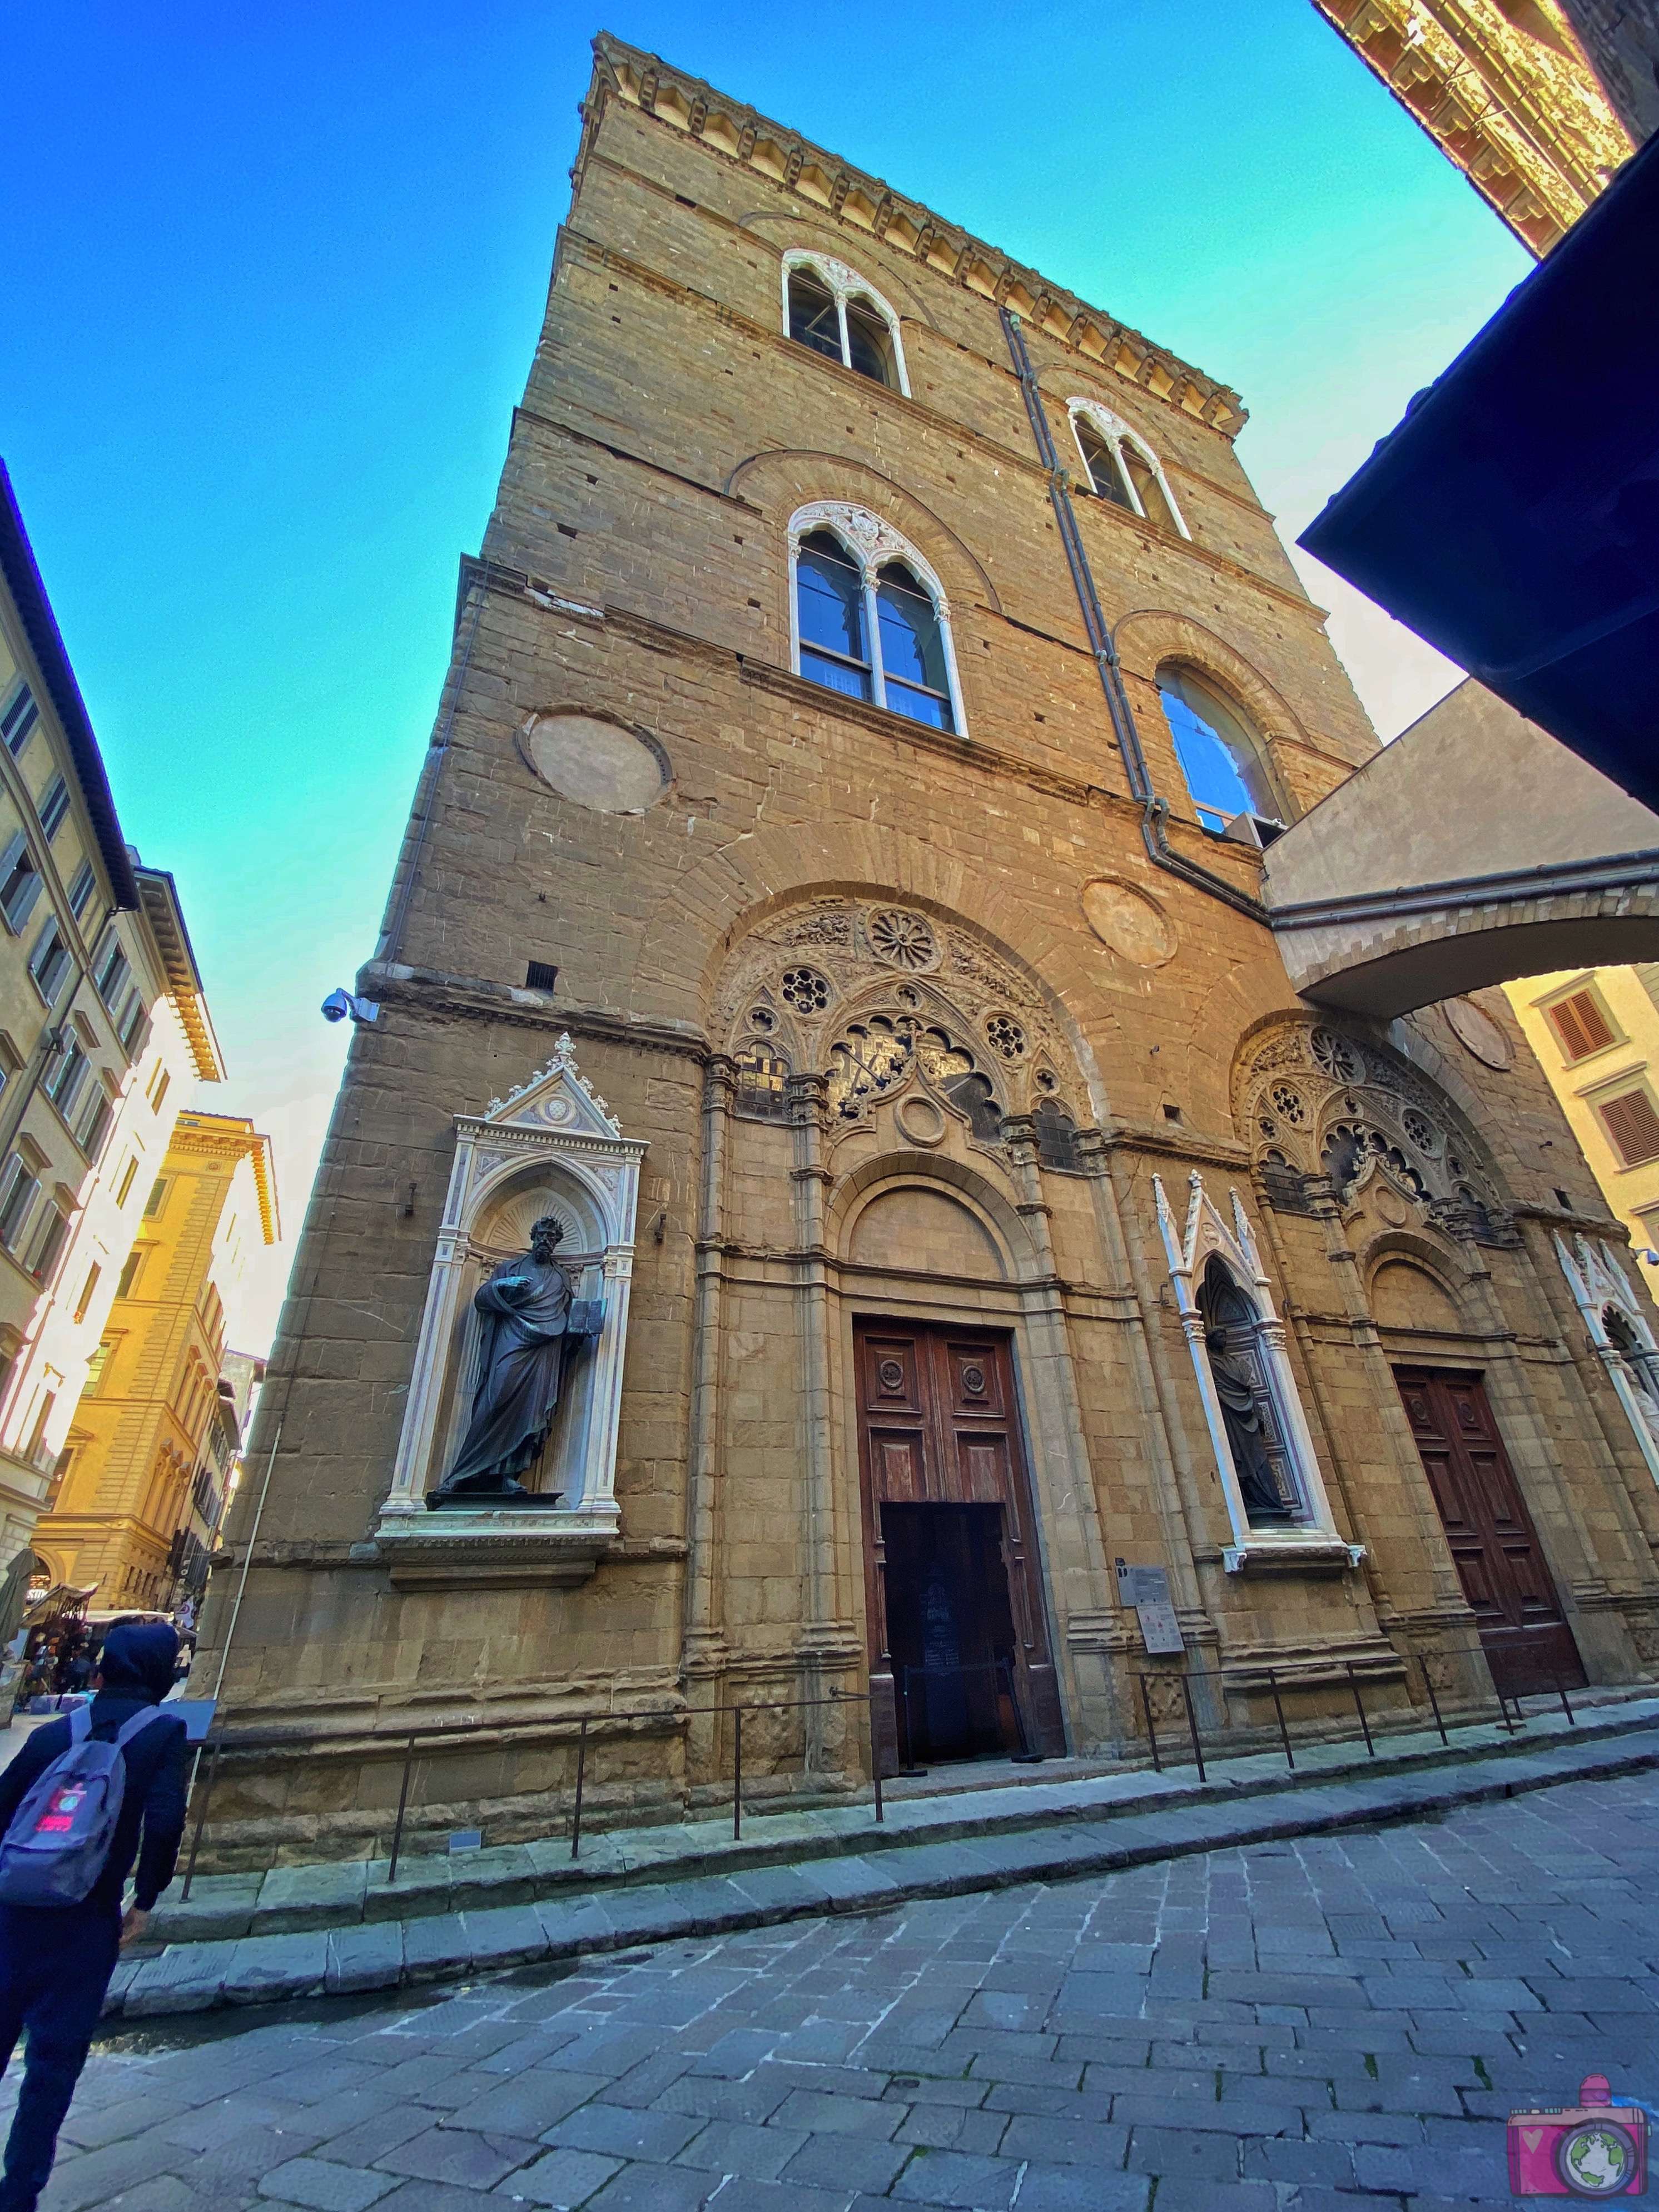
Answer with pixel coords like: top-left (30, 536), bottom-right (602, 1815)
top-left (1204, 1328), bottom-right (1293, 1524)
top-left (429, 1216), bottom-right (594, 1505)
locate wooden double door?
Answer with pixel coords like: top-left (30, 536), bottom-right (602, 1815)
top-left (1395, 1366), bottom-right (1585, 1697)
top-left (855, 1320), bottom-right (1065, 1771)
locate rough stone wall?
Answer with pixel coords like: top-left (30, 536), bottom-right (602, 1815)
top-left (194, 42), bottom-right (1659, 1867)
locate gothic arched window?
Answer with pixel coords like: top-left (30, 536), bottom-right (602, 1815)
top-left (783, 254), bottom-right (908, 394)
top-left (790, 507), bottom-right (964, 735)
top-left (1069, 401), bottom-right (1188, 538)
top-left (1157, 665), bottom-right (1283, 836)
top-left (796, 532), bottom-right (871, 703)
top-left (1034, 1099), bottom-right (1081, 1172)
top-left (734, 1045), bottom-right (791, 1121)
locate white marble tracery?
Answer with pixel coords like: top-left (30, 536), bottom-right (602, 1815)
top-left (1067, 398), bottom-right (1191, 539)
top-left (1556, 1229), bottom-right (1659, 1487)
top-left (1154, 1170), bottom-right (1359, 1573)
top-left (787, 502), bottom-right (968, 737)
top-left (376, 1036), bottom-right (647, 1574)
top-left (781, 249), bottom-right (911, 396)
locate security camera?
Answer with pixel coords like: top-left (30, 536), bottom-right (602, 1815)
top-left (321, 989), bottom-right (380, 1025)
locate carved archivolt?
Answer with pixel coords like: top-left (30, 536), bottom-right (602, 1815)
top-left (1234, 1018), bottom-right (1512, 1244)
top-left (713, 897), bottom-right (1084, 1148)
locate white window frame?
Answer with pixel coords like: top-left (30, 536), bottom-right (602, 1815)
top-left (1155, 1168), bottom-right (1361, 1574)
top-left (1557, 1229), bottom-right (1659, 1490)
top-left (1067, 398), bottom-right (1190, 539)
top-left (781, 251), bottom-right (911, 398)
top-left (787, 501), bottom-right (967, 738)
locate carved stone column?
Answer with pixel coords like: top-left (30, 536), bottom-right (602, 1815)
top-left (683, 1055), bottom-right (734, 1789)
top-left (788, 1069), bottom-right (838, 1770)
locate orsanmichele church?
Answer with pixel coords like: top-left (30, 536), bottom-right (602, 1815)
top-left (199, 36), bottom-right (1659, 1859)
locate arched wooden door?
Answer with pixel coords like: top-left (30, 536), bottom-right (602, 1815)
top-left (855, 1320), bottom-right (1065, 1772)
top-left (1395, 1366), bottom-right (1585, 1697)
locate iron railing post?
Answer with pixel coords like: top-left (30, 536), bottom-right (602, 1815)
top-left (1266, 1668), bottom-right (1293, 1770)
top-left (570, 1717), bottom-right (588, 1860)
top-left (1345, 1663), bottom-right (1374, 1757)
top-left (1179, 1673), bottom-right (1206, 1782)
top-left (388, 1733), bottom-right (416, 1882)
top-left (180, 1738), bottom-right (223, 1901)
top-left (1139, 1673), bottom-right (1160, 1772)
top-left (1417, 1653), bottom-right (1449, 1747)
top-left (732, 1707), bottom-right (742, 1842)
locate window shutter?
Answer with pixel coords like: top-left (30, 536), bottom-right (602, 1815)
top-left (1599, 1089), bottom-right (1659, 1167)
top-left (1549, 990), bottom-right (1615, 1059)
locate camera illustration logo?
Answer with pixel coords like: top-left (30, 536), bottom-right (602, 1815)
top-left (1509, 2074), bottom-right (1648, 2196)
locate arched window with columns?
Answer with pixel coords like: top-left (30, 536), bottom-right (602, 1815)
top-left (789, 503), bottom-right (966, 735)
top-left (1067, 399), bottom-right (1189, 538)
top-left (783, 252), bottom-right (910, 394)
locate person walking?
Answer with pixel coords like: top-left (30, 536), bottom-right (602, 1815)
top-left (0, 1621), bottom-right (187, 2210)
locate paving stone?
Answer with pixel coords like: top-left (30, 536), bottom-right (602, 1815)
top-left (542, 2103), bottom-right (703, 2162)
top-left (767, 2087), bottom-right (903, 2137)
top-left (123, 1940), bottom-right (241, 2016)
top-left (223, 1935), bottom-right (330, 2006)
top-left (890, 2149), bottom-right (1020, 2206)
top-left (1011, 2171), bottom-right (1152, 2212)
top-left (583, 2164), bottom-right (712, 2212)
top-left (402, 1916), bottom-right (474, 1982)
top-left (256, 2158), bottom-right (397, 2210)
top-left (372, 2125), bottom-right (539, 2188)
top-left (253, 1862), bottom-right (371, 1935)
top-left (674, 2118), bottom-right (806, 2178)
top-left (499, 2149), bottom-right (624, 2206)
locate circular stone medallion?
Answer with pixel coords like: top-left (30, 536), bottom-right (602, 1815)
top-left (896, 1094), bottom-right (947, 1147)
top-left (1443, 996), bottom-right (1513, 1070)
top-left (521, 714), bottom-right (669, 814)
top-left (1081, 878), bottom-right (1176, 968)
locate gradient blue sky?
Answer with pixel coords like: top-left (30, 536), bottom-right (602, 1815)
top-left (3, 2), bottom-right (1529, 1345)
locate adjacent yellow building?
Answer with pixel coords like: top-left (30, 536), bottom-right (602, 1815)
top-left (0, 463), bottom-right (223, 1618)
top-left (1506, 967), bottom-right (1659, 1272)
top-left (33, 1111), bottom-right (277, 1607)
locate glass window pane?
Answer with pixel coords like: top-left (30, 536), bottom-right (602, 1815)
top-left (1076, 421), bottom-right (1131, 507)
top-left (787, 272), bottom-right (842, 360)
top-left (796, 534), bottom-right (867, 665)
top-left (845, 299), bottom-right (895, 386)
top-left (800, 649), bottom-right (872, 703)
top-left (883, 681), bottom-right (953, 732)
top-left (1122, 446), bottom-right (1177, 533)
top-left (876, 566), bottom-right (948, 691)
top-left (1159, 669), bottom-right (1279, 829)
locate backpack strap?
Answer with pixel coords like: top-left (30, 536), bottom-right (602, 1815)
top-left (113, 1705), bottom-right (175, 1750)
top-left (67, 1704), bottom-right (92, 1745)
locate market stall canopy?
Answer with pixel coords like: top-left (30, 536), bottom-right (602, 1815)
top-left (1299, 130), bottom-right (1659, 815)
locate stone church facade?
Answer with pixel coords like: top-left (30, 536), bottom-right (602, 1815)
top-left (198, 36), bottom-right (1659, 1862)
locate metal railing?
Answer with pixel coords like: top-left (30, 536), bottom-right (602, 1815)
top-left (181, 1685), bottom-right (886, 1898)
top-left (1134, 1629), bottom-right (1581, 1784)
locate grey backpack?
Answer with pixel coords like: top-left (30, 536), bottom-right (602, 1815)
top-left (0, 1704), bottom-right (172, 1906)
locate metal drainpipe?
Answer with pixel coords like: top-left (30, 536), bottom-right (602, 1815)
top-left (997, 309), bottom-right (1268, 928)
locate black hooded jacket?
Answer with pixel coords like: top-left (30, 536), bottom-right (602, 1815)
top-left (0, 1623), bottom-right (188, 1915)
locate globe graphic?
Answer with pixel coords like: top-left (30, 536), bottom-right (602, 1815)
top-left (1558, 2119), bottom-right (1636, 2195)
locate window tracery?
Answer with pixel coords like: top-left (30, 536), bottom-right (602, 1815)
top-left (788, 505), bottom-right (966, 736)
top-left (1238, 1020), bottom-right (1512, 1243)
top-left (1067, 399), bottom-right (1189, 539)
top-left (1556, 1230), bottom-right (1659, 1489)
top-left (782, 251), bottom-right (910, 394)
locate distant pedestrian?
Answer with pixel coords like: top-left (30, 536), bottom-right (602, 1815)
top-left (0, 1622), bottom-right (187, 2210)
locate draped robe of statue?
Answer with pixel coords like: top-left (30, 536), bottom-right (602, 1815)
top-left (1205, 1330), bottom-right (1293, 1522)
top-left (431, 1219), bottom-right (573, 1501)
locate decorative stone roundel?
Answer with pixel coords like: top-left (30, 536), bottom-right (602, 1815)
top-left (1444, 996), bottom-right (1513, 1070)
top-left (1081, 878), bottom-right (1176, 968)
top-left (868, 910), bottom-right (938, 970)
top-left (877, 1359), bottom-right (906, 1393)
top-left (781, 966), bottom-right (831, 1014)
top-left (985, 1014), bottom-right (1026, 1060)
top-left (521, 713), bottom-right (669, 814)
top-left (896, 1093), bottom-right (947, 1147)
top-left (960, 1363), bottom-right (989, 1398)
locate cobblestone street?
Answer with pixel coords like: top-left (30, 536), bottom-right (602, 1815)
top-left (38, 1767), bottom-right (1659, 2212)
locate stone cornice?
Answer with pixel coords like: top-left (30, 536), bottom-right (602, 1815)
top-left (583, 35), bottom-right (1247, 437)
top-left (359, 961), bottom-right (711, 1062)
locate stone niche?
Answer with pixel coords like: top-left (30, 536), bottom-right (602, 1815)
top-left (375, 1035), bottom-right (648, 1590)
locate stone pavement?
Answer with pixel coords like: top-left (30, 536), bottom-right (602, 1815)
top-left (116, 1695), bottom-right (1659, 2020)
top-left (37, 1764), bottom-right (1659, 2212)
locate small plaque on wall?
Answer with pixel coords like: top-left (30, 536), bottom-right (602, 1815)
top-left (1115, 1559), bottom-right (1186, 1656)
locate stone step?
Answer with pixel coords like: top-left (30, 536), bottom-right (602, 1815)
top-left (110, 1697), bottom-right (1659, 2021)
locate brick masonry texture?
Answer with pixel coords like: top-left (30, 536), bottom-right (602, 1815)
top-left (190, 34), bottom-right (1659, 1864)
top-left (37, 1770), bottom-right (1659, 2210)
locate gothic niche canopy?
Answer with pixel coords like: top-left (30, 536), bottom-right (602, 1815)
top-left (1155, 1170), bottom-right (1360, 1575)
top-left (1557, 1229), bottom-right (1659, 1491)
top-left (375, 1036), bottom-right (647, 1590)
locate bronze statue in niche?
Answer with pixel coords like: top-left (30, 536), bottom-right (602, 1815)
top-left (428, 1215), bottom-right (598, 1505)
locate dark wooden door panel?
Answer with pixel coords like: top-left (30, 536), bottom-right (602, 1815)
top-left (856, 1320), bottom-right (1065, 1764)
top-left (1394, 1365), bottom-right (1585, 1697)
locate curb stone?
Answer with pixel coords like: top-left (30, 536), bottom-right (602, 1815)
top-left (105, 1717), bottom-right (1659, 2022)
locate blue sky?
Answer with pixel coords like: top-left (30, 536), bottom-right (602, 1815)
top-left (3, 2), bottom-right (1529, 1346)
